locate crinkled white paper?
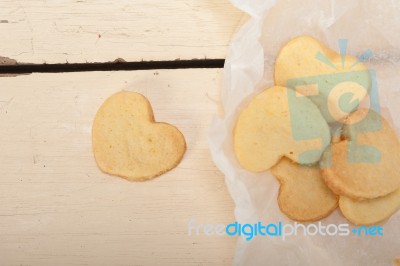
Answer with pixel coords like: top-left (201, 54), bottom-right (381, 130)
top-left (209, 0), bottom-right (400, 265)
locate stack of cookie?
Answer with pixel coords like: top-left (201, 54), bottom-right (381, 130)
top-left (234, 36), bottom-right (400, 225)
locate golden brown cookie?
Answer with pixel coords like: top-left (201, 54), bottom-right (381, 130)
top-left (274, 35), bottom-right (371, 123)
top-left (92, 91), bottom-right (186, 181)
top-left (234, 86), bottom-right (330, 172)
top-left (339, 188), bottom-right (400, 225)
top-left (271, 158), bottom-right (338, 222)
top-left (321, 109), bottom-right (400, 199)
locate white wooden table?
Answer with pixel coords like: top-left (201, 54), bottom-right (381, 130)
top-left (0, 1), bottom-right (246, 265)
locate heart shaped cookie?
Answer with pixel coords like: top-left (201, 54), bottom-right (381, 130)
top-left (92, 91), bottom-right (186, 181)
top-left (271, 158), bottom-right (338, 222)
top-left (321, 109), bottom-right (400, 199)
top-left (339, 188), bottom-right (400, 225)
top-left (233, 86), bottom-right (330, 171)
top-left (274, 35), bottom-right (371, 123)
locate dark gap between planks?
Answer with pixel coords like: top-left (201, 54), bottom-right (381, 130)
top-left (0, 59), bottom-right (225, 74)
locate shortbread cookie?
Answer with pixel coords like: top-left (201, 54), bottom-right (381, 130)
top-left (271, 158), bottom-right (338, 222)
top-left (92, 91), bottom-right (186, 181)
top-left (321, 109), bottom-right (400, 199)
top-left (274, 35), bottom-right (371, 123)
top-left (234, 86), bottom-right (330, 171)
top-left (339, 188), bottom-right (400, 225)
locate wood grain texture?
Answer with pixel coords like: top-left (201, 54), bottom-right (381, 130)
top-left (0, 0), bottom-right (245, 64)
top-left (0, 69), bottom-right (236, 265)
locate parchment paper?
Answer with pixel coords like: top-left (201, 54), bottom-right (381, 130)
top-left (209, 0), bottom-right (400, 265)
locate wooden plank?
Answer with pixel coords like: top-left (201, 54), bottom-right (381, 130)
top-left (0, 69), bottom-right (236, 265)
top-left (0, 0), bottom-right (245, 64)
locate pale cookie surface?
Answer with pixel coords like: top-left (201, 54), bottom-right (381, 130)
top-left (234, 86), bottom-right (330, 172)
top-left (321, 109), bottom-right (400, 199)
top-left (271, 158), bottom-right (338, 222)
top-left (274, 35), bottom-right (371, 123)
top-left (92, 91), bottom-right (186, 181)
top-left (339, 188), bottom-right (400, 225)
